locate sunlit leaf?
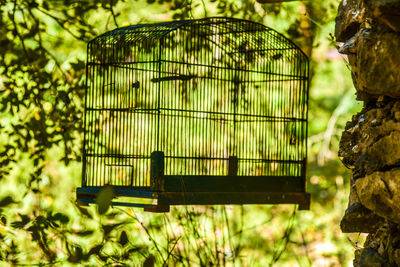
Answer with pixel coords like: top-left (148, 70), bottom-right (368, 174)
top-left (96, 186), bottom-right (114, 215)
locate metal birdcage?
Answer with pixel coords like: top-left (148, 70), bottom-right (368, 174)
top-left (77, 17), bottom-right (310, 212)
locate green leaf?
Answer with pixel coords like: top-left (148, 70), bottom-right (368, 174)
top-left (0, 196), bottom-right (16, 208)
top-left (53, 213), bottom-right (70, 224)
top-left (119, 230), bottom-right (128, 246)
top-left (67, 245), bottom-right (84, 263)
top-left (11, 214), bottom-right (30, 229)
top-left (75, 246), bottom-right (83, 260)
top-left (127, 246), bottom-right (145, 254)
top-left (143, 255), bottom-right (155, 267)
top-left (102, 222), bottom-right (124, 237)
top-left (88, 244), bottom-right (103, 256)
top-left (70, 60), bottom-right (85, 71)
top-left (74, 230), bottom-right (94, 237)
top-left (75, 203), bottom-right (93, 219)
top-left (96, 186), bottom-right (114, 215)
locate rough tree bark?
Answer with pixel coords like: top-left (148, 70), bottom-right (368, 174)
top-left (335, 0), bottom-right (400, 266)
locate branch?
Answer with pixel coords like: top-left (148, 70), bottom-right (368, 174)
top-left (22, 8), bottom-right (68, 79)
top-left (109, 1), bottom-right (119, 28)
top-left (10, 0), bottom-right (31, 62)
top-left (35, 7), bottom-right (82, 40)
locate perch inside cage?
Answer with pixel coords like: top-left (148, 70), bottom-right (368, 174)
top-left (77, 17), bottom-right (310, 212)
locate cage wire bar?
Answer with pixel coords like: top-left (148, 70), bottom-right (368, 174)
top-left (77, 17), bottom-right (310, 212)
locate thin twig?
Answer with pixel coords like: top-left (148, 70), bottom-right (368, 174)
top-left (269, 207), bottom-right (297, 266)
top-left (10, 0), bottom-right (31, 62)
top-left (23, 7), bottom-right (69, 79)
top-left (35, 7), bottom-right (82, 40)
top-left (223, 206), bottom-right (235, 264)
top-left (115, 208), bottom-right (166, 263)
top-left (109, 0), bottom-right (119, 28)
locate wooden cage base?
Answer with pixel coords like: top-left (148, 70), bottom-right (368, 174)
top-left (77, 187), bottom-right (310, 212)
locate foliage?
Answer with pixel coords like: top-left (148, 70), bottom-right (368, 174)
top-left (0, 0), bottom-right (361, 265)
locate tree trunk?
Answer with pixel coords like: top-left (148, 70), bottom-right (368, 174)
top-left (335, 0), bottom-right (400, 265)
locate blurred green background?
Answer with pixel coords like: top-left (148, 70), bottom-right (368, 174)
top-left (0, 0), bottom-right (364, 265)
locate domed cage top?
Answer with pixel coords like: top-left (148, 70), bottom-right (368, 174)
top-left (77, 17), bottom-right (310, 212)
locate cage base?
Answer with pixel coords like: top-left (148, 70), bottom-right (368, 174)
top-left (157, 191), bottom-right (310, 210)
top-left (164, 175), bottom-right (305, 192)
top-left (77, 186), bottom-right (155, 199)
top-left (77, 187), bottom-right (310, 212)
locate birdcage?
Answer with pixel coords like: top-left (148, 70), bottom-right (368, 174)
top-left (77, 17), bottom-right (310, 212)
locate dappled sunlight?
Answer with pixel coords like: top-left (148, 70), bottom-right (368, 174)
top-left (0, 0), bottom-right (359, 265)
